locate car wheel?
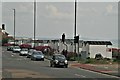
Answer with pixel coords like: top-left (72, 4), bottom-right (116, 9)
top-left (33, 58), bottom-right (36, 61)
top-left (42, 59), bottom-right (44, 61)
top-left (50, 63), bottom-right (52, 67)
top-left (65, 65), bottom-right (68, 68)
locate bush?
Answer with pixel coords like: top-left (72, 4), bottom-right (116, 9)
top-left (2, 38), bottom-right (9, 45)
top-left (104, 58), bottom-right (111, 60)
top-left (67, 52), bottom-right (77, 61)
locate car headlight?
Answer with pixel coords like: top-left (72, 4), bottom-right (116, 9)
top-left (65, 60), bottom-right (68, 64)
top-left (41, 56), bottom-right (44, 58)
top-left (33, 55), bottom-right (37, 57)
top-left (55, 60), bottom-right (58, 64)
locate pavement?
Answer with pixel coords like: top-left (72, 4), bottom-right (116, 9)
top-left (69, 61), bottom-right (119, 77)
top-left (45, 55), bottom-right (120, 77)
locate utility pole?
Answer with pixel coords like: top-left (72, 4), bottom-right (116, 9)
top-left (74, 0), bottom-right (77, 59)
top-left (33, 0), bottom-right (36, 48)
top-left (77, 35), bottom-right (79, 62)
top-left (13, 9), bottom-right (15, 46)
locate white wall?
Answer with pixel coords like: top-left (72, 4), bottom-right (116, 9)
top-left (89, 45), bottom-right (112, 59)
top-left (68, 44), bottom-right (74, 52)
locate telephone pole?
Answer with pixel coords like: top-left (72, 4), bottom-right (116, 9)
top-left (33, 0), bottom-right (36, 48)
top-left (13, 9), bottom-right (15, 46)
top-left (74, 0), bottom-right (77, 59)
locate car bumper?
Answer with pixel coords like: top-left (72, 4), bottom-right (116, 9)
top-left (13, 51), bottom-right (20, 53)
top-left (34, 57), bottom-right (44, 60)
top-left (20, 53), bottom-right (28, 56)
top-left (54, 62), bottom-right (68, 66)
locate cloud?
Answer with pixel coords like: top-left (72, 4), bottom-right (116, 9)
top-left (105, 4), bottom-right (118, 15)
top-left (46, 4), bottom-right (73, 19)
top-left (106, 4), bottom-right (113, 13)
top-left (16, 3), bottom-right (33, 13)
top-left (78, 7), bottom-right (101, 17)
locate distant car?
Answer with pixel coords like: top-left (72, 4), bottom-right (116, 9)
top-left (12, 46), bottom-right (21, 53)
top-left (31, 51), bottom-right (44, 61)
top-left (50, 54), bottom-right (68, 68)
top-left (7, 46), bottom-right (14, 51)
top-left (19, 48), bottom-right (29, 56)
top-left (27, 49), bottom-right (36, 58)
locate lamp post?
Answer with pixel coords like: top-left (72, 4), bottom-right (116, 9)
top-left (33, 0), bottom-right (36, 48)
top-left (13, 9), bottom-right (15, 46)
top-left (74, 0), bottom-right (77, 59)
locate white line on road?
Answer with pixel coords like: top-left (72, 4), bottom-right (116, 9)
top-left (74, 74), bottom-right (86, 78)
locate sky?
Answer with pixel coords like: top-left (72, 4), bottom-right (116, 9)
top-left (1, 0), bottom-right (118, 42)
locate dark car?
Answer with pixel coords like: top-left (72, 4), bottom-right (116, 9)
top-left (31, 51), bottom-right (44, 61)
top-left (50, 54), bottom-right (68, 68)
top-left (7, 46), bottom-right (14, 51)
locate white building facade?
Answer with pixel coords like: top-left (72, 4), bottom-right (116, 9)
top-left (81, 41), bottom-right (112, 59)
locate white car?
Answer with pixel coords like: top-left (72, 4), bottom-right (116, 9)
top-left (19, 48), bottom-right (29, 56)
top-left (12, 46), bottom-right (21, 53)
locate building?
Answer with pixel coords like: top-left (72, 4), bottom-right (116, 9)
top-left (81, 41), bottom-right (112, 59)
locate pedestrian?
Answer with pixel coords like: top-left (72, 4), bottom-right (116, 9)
top-left (64, 50), bottom-right (68, 58)
top-left (62, 49), bottom-right (65, 55)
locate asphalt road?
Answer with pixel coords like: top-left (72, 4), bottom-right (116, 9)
top-left (1, 47), bottom-right (119, 80)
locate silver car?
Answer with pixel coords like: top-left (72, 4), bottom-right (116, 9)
top-left (12, 46), bottom-right (21, 53)
top-left (19, 48), bottom-right (28, 56)
top-left (31, 51), bottom-right (44, 61)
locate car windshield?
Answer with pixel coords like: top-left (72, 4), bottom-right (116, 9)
top-left (55, 55), bottom-right (66, 59)
top-left (14, 46), bottom-right (20, 49)
top-left (21, 49), bottom-right (28, 51)
top-left (29, 49), bottom-right (35, 52)
top-left (33, 52), bottom-right (43, 55)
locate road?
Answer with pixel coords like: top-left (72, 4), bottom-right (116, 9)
top-left (1, 47), bottom-right (119, 80)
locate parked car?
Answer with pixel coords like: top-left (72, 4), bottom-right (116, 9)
top-left (12, 46), bottom-right (21, 53)
top-left (27, 49), bottom-right (36, 58)
top-left (31, 51), bottom-right (44, 61)
top-left (19, 48), bottom-right (29, 56)
top-left (50, 54), bottom-right (68, 68)
top-left (7, 46), bottom-right (14, 51)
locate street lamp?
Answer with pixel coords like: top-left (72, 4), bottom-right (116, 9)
top-left (13, 9), bottom-right (15, 46)
top-left (74, 0), bottom-right (77, 59)
top-left (33, 0), bottom-right (36, 48)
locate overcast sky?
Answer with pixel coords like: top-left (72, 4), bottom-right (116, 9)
top-left (1, 0), bottom-right (118, 41)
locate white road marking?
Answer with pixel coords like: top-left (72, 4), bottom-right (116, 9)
top-left (19, 56), bottom-right (23, 58)
top-left (75, 74), bottom-right (86, 77)
top-left (104, 67), bottom-right (108, 69)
